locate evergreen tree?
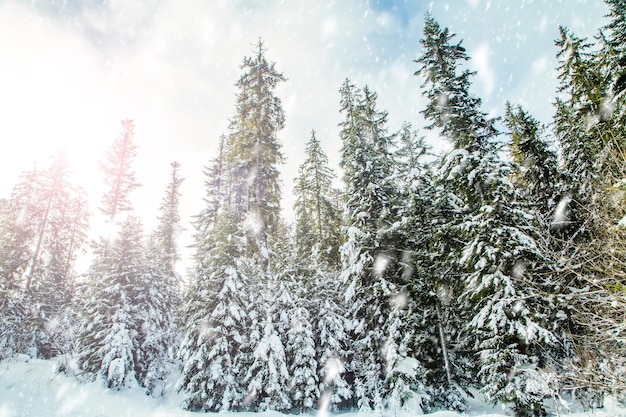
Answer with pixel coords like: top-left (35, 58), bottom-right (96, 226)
top-left (225, 40), bottom-right (286, 263)
top-left (314, 272), bottom-right (352, 411)
top-left (504, 103), bottom-right (559, 218)
top-left (293, 130), bottom-right (342, 267)
top-left (178, 41), bottom-right (288, 410)
top-left (286, 293), bottom-right (319, 413)
top-left (99, 119), bottom-right (141, 228)
top-left (177, 210), bottom-right (250, 411)
top-left (549, 2), bottom-right (626, 396)
top-left (137, 161), bottom-right (184, 395)
top-left (338, 80), bottom-right (399, 411)
top-left (75, 217), bottom-right (144, 389)
top-left (244, 278), bottom-right (291, 412)
top-left (416, 15), bottom-right (557, 414)
top-left (76, 119), bottom-right (144, 389)
top-left (0, 154), bottom-right (89, 359)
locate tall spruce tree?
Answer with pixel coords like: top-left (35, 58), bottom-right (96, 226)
top-left (76, 119), bottom-right (145, 389)
top-left (99, 119), bottom-right (141, 228)
top-left (417, 15), bottom-right (557, 414)
top-left (550, 1), bottom-right (626, 396)
top-left (178, 40), bottom-right (288, 411)
top-left (338, 80), bottom-right (401, 411)
top-left (76, 216), bottom-right (144, 389)
top-left (293, 130), bottom-right (342, 268)
top-left (138, 161), bottom-right (184, 395)
top-left (505, 103), bottom-right (559, 219)
top-left (225, 39), bottom-right (286, 264)
top-left (0, 154), bottom-right (89, 360)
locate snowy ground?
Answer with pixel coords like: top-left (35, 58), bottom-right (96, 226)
top-left (0, 357), bottom-right (625, 417)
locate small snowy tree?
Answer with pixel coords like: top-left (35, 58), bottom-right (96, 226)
top-left (75, 216), bottom-right (145, 389)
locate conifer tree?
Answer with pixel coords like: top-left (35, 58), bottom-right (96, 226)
top-left (417, 15), bottom-right (557, 414)
top-left (550, 2), bottom-right (626, 395)
top-left (293, 130), bottom-right (342, 267)
top-left (338, 80), bottom-right (400, 411)
top-left (76, 216), bottom-right (145, 389)
top-left (505, 103), bottom-right (559, 218)
top-left (314, 272), bottom-right (352, 411)
top-left (137, 161), bottom-right (184, 395)
top-left (225, 40), bottom-right (286, 263)
top-left (177, 210), bottom-right (250, 411)
top-left (178, 40), bottom-right (288, 410)
top-left (76, 119), bottom-right (144, 389)
top-left (99, 119), bottom-right (141, 228)
top-left (0, 155), bottom-right (89, 359)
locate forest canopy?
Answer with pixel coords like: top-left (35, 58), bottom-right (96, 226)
top-left (1, 2), bottom-right (626, 416)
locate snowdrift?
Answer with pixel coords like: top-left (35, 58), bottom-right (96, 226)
top-left (0, 357), bottom-right (624, 417)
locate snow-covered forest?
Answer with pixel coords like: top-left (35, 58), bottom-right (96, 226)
top-left (2, 1), bottom-right (626, 416)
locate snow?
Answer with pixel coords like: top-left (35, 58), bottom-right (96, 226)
top-left (2, 358), bottom-right (626, 417)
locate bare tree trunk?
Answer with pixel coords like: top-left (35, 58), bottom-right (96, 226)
top-left (436, 301), bottom-right (453, 386)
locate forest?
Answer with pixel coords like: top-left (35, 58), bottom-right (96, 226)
top-left (1, 2), bottom-right (626, 416)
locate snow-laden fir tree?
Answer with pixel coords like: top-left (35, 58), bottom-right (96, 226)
top-left (549, 1), bottom-right (626, 397)
top-left (28, 153), bottom-right (89, 359)
top-left (293, 130), bottom-right (343, 268)
top-left (177, 210), bottom-right (250, 411)
top-left (416, 15), bottom-right (558, 415)
top-left (338, 79), bottom-right (403, 411)
top-left (244, 277), bottom-right (291, 412)
top-left (225, 39), bottom-right (286, 264)
top-left (0, 154), bottom-right (89, 360)
top-left (137, 161), bottom-right (184, 395)
top-left (178, 40), bottom-right (288, 411)
top-left (75, 119), bottom-right (146, 389)
top-left (388, 123), bottom-right (437, 411)
top-left (504, 103), bottom-right (560, 220)
top-left (314, 271), bottom-right (353, 411)
top-left (75, 216), bottom-right (144, 389)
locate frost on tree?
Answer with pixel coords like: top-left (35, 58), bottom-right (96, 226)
top-left (178, 211), bottom-right (250, 411)
top-left (416, 15), bottom-right (559, 414)
top-left (75, 217), bottom-right (144, 389)
top-left (178, 40), bottom-right (289, 411)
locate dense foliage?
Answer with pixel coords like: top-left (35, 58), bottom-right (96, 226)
top-left (1, 4), bottom-right (626, 416)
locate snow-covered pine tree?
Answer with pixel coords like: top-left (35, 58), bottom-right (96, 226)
top-left (293, 130), bottom-right (342, 268)
top-left (76, 216), bottom-right (144, 389)
top-left (0, 154), bottom-right (89, 360)
top-left (28, 153), bottom-right (89, 359)
top-left (244, 276), bottom-right (291, 412)
top-left (99, 119), bottom-right (141, 229)
top-left (280, 271), bottom-right (319, 413)
top-left (75, 119), bottom-right (144, 389)
top-left (225, 39), bottom-right (286, 264)
top-left (338, 80), bottom-right (400, 411)
top-left (314, 270), bottom-right (352, 411)
top-left (177, 209), bottom-right (250, 411)
top-left (136, 161), bottom-right (184, 396)
top-left (178, 40), bottom-right (288, 411)
top-left (504, 103), bottom-right (560, 220)
top-left (388, 123), bottom-right (435, 411)
top-left (416, 15), bottom-right (557, 415)
top-left (549, 1), bottom-right (626, 396)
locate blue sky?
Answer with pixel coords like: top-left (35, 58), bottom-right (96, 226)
top-left (0, 0), bottom-right (609, 271)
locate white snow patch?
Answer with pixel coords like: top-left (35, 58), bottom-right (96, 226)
top-left (373, 253), bottom-right (390, 277)
top-left (552, 195), bottom-right (571, 227)
top-left (2, 358), bottom-right (625, 417)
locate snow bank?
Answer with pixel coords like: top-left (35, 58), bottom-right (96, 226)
top-left (1, 358), bottom-right (625, 417)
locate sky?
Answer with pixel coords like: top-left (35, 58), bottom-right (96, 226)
top-left (0, 0), bottom-right (610, 274)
